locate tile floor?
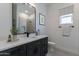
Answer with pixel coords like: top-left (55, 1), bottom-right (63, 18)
top-left (47, 47), bottom-right (78, 56)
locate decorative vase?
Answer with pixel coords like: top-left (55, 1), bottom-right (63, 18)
top-left (12, 35), bottom-right (17, 41)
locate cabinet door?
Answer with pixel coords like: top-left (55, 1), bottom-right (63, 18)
top-left (26, 45), bottom-right (41, 56)
top-left (17, 45), bottom-right (26, 56)
top-left (40, 37), bottom-right (48, 56)
top-left (26, 41), bottom-right (41, 56)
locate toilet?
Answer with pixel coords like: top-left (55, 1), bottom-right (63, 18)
top-left (48, 41), bottom-right (56, 52)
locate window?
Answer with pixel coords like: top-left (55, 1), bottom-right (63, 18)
top-left (60, 14), bottom-right (73, 24)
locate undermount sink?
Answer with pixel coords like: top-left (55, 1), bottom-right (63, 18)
top-left (31, 36), bottom-right (36, 38)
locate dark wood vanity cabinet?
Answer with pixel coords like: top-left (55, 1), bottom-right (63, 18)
top-left (0, 37), bottom-right (48, 56)
top-left (26, 40), bottom-right (41, 56)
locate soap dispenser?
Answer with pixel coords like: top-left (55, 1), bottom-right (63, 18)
top-left (36, 31), bottom-right (38, 36)
top-left (36, 29), bottom-right (40, 36)
top-left (8, 35), bottom-right (11, 42)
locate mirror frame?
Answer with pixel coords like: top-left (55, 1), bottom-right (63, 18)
top-left (12, 3), bottom-right (36, 35)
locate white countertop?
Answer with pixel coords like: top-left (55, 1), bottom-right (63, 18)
top-left (0, 35), bottom-right (48, 52)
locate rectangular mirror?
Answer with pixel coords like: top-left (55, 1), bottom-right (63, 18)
top-left (12, 3), bottom-right (36, 34)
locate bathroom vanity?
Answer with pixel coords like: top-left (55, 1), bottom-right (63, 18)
top-left (0, 35), bottom-right (48, 56)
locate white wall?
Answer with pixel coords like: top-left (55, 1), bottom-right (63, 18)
top-left (35, 3), bottom-right (47, 35)
top-left (47, 3), bottom-right (79, 54)
top-left (0, 3), bottom-right (12, 41)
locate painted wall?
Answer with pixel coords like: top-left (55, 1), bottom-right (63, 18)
top-left (35, 3), bottom-right (47, 35)
top-left (0, 3), bottom-right (12, 41)
top-left (47, 3), bottom-right (79, 54)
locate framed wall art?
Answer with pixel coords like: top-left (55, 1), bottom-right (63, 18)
top-left (39, 13), bottom-right (45, 25)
